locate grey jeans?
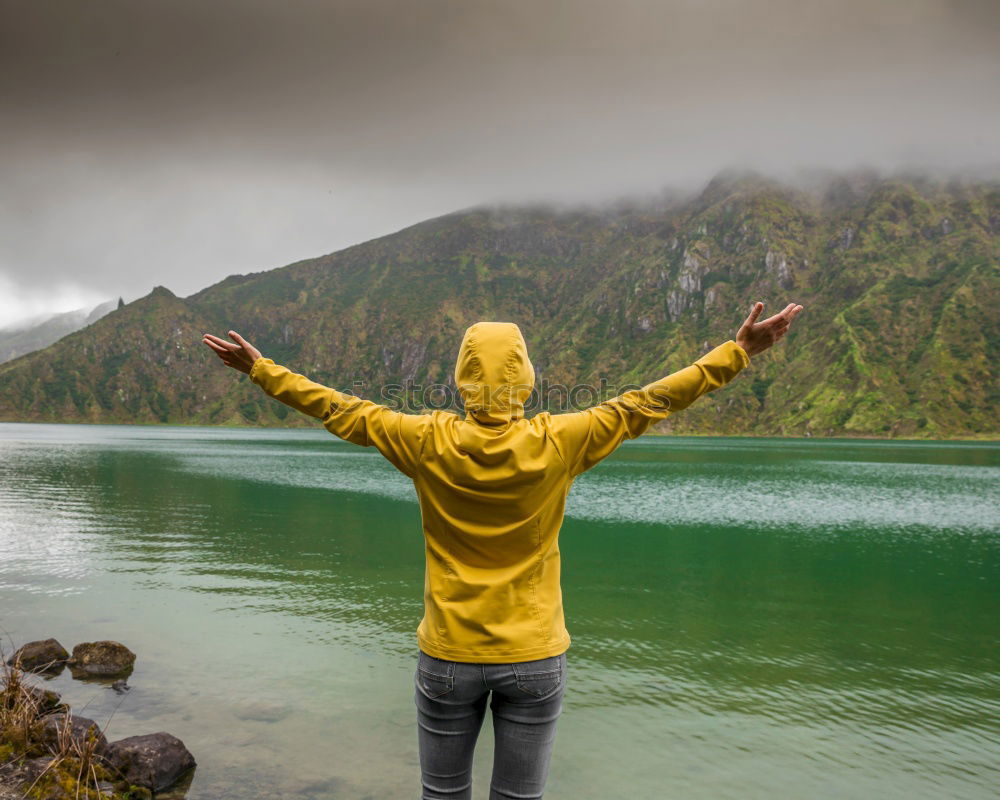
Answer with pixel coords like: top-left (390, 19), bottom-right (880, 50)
top-left (414, 650), bottom-right (567, 800)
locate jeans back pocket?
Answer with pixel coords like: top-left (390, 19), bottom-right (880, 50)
top-left (416, 651), bottom-right (456, 699)
top-left (512, 653), bottom-right (565, 698)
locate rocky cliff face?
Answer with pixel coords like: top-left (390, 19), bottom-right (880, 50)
top-left (0, 173), bottom-right (996, 437)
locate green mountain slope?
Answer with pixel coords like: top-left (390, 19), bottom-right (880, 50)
top-left (1, 173), bottom-right (996, 437)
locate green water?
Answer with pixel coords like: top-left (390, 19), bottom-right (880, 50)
top-left (0, 423), bottom-right (997, 799)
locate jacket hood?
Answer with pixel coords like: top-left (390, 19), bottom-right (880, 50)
top-left (455, 322), bottom-right (535, 426)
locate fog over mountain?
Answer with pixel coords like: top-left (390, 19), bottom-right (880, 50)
top-left (0, 298), bottom-right (116, 364)
top-left (1, 0), bottom-right (997, 328)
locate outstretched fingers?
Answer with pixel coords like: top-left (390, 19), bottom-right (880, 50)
top-left (203, 333), bottom-right (239, 352)
top-left (760, 304), bottom-right (793, 326)
top-left (202, 332), bottom-right (244, 369)
top-left (735, 299), bottom-right (804, 357)
top-left (202, 337), bottom-right (232, 355)
top-left (201, 330), bottom-right (260, 375)
top-left (764, 303), bottom-right (804, 328)
top-left (224, 330), bottom-right (261, 361)
top-left (739, 302), bottom-right (764, 332)
top-left (773, 304), bottom-right (803, 339)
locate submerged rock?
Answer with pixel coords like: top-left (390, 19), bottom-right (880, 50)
top-left (104, 732), bottom-right (196, 792)
top-left (232, 699), bottom-right (291, 723)
top-left (5, 638), bottom-right (69, 673)
top-left (68, 640), bottom-right (136, 677)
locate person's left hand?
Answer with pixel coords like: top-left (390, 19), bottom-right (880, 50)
top-left (202, 331), bottom-right (262, 375)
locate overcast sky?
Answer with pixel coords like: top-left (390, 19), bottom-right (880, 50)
top-left (1, 0), bottom-right (997, 328)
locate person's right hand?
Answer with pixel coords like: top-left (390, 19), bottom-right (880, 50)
top-left (735, 301), bottom-right (804, 358)
top-left (202, 330), bottom-right (262, 375)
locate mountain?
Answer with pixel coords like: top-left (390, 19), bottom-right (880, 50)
top-left (0, 299), bottom-right (118, 364)
top-left (0, 173), bottom-right (996, 437)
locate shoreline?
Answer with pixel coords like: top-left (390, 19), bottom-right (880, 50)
top-left (0, 418), bottom-right (996, 443)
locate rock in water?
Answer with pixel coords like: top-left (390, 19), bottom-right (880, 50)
top-left (23, 683), bottom-right (65, 714)
top-left (39, 712), bottom-right (110, 756)
top-left (67, 640), bottom-right (136, 677)
top-left (5, 638), bottom-right (69, 673)
top-left (104, 732), bottom-right (196, 792)
top-left (0, 681), bottom-right (63, 715)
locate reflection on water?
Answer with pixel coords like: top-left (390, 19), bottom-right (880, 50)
top-left (1, 423), bottom-right (998, 799)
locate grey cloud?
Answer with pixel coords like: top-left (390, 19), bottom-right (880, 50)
top-left (1, 0), bottom-right (997, 326)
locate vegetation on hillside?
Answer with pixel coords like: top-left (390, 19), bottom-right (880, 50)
top-left (0, 173), bottom-right (996, 438)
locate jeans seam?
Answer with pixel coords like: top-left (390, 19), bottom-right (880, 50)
top-left (511, 656), bottom-right (563, 679)
top-left (512, 667), bottom-right (561, 678)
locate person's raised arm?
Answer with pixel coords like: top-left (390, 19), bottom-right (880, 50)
top-left (548, 301), bottom-right (803, 477)
top-left (202, 330), bottom-right (430, 477)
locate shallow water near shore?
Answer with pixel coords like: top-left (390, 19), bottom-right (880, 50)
top-left (1, 423), bottom-right (998, 799)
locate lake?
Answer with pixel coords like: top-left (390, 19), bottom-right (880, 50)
top-left (1, 423), bottom-right (997, 799)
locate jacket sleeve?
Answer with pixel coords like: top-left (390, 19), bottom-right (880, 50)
top-left (248, 357), bottom-right (430, 478)
top-left (547, 340), bottom-right (750, 477)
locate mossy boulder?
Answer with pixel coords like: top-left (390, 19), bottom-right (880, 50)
top-left (0, 682), bottom-right (62, 716)
top-left (39, 713), bottom-right (109, 757)
top-left (6, 755), bottom-right (119, 800)
top-left (6, 639), bottom-right (69, 673)
top-left (22, 684), bottom-right (66, 715)
top-left (104, 732), bottom-right (196, 792)
top-left (0, 756), bottom-right (52, 799)
top-left (67, 641), bottom-right (136, 678)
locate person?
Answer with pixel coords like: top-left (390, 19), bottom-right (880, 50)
top-left (202, 299), bottom-right (803, 799)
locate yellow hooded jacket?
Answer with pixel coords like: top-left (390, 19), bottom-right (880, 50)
top-left (248, 323), bottom-right (750, 662)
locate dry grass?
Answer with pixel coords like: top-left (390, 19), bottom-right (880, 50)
top-left (0, 652), bottom-right (45, 759)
